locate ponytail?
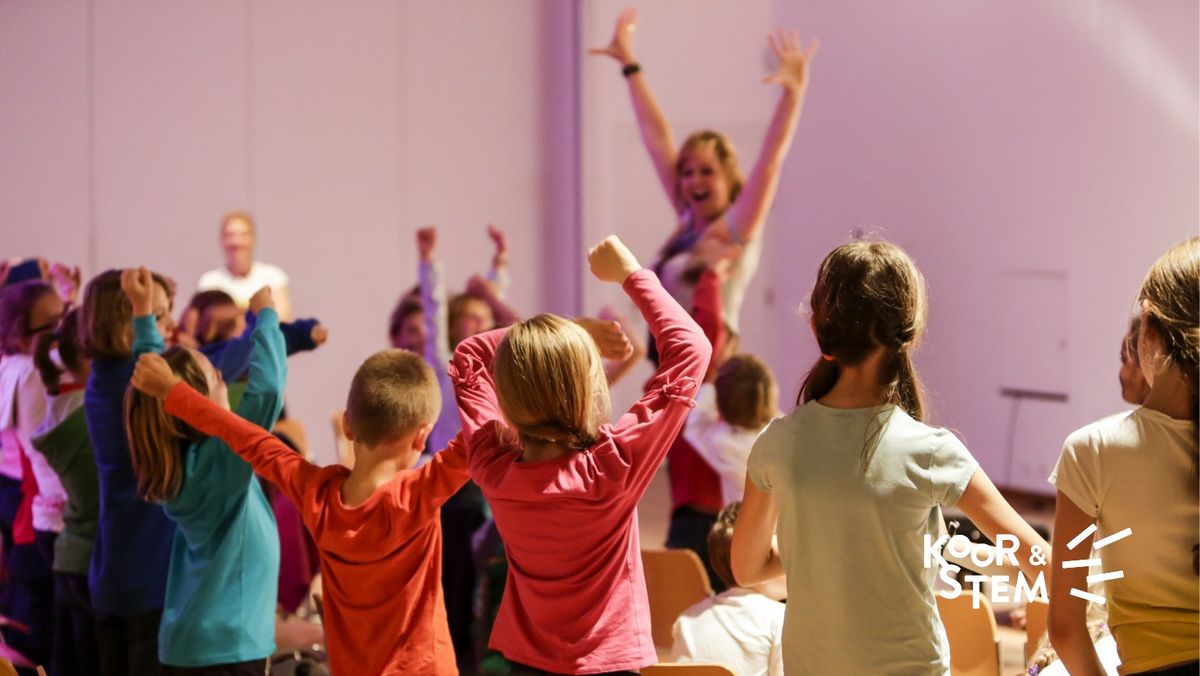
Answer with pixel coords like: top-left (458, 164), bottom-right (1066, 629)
top-left (32, 308), bottom-right (84, 396)
top-left (798, 240), bottom-right (928, 471)
top-left (123, 347), bottom-right (208, 502)
top-left (32, 329), bottom-right (65, 396)
top-left (797, 357), bottom-right (838, 407)
top-left (885, 350), bottom-right (925, 423)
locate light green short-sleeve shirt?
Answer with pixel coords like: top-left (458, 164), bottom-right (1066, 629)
top-left (747, 401), bottom-right (978, 676)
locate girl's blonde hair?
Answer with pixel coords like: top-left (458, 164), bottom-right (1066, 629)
top-left (799, 240), bottom-right (928, 468)
top-left (493, 314), bottom-right (610, 450)
top-left (124, 347), bottom-right (208, 502)
top-left (1138, 236), bottom-right (1199, 427)
top-left (1137, 236), bottom-right (1200, 575)
top-left (674, 130), bottom-right (744, 208)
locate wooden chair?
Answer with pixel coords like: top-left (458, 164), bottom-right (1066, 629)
top-left (1023, 597), bottom-right (1050, 663)
top-left (641, 664), bottom-right (737, 676)
top-left (641, 549), bottom-right (713, 649)
top-left (937, 589), bottom-right (1000, 676)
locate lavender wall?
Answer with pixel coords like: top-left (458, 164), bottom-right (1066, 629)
top-left (759, 0), bottom-right (1198, 492)
top-left (1, 0), bottom-right (574, 463)
top-left (2, 1), bottom-right (1197, 494)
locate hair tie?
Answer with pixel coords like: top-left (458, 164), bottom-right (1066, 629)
top-left (821, 354), bottom-right (836, 362)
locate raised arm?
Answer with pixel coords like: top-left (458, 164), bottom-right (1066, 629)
top-left (131, 354), bottom-right (319, 507)
top-left (123, 268), bottom-right (166, 357)
top-left (593, 237), bottom-right (711, 490)
top-left (730, 30), bottom-right (818, 243)
top-left (393, 433), bottom-right (472, 521)
top-left (485, 224), bottom-right (511, 299)
top-left (232, 300), bottom-right (287, 430)
top-left (449, 327), bottom-right (506, 444)
top-left (590, 8), bottom-right (680, 210)
top-left (417, 227), bottom-right (452, 367)
top-left (597, 306), bottom-right (646, 386)
top-left (201, 286), bottom-right (322, 381)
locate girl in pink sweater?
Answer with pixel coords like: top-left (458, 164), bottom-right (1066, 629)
top-left (450, 236), bottom-right (711, 674)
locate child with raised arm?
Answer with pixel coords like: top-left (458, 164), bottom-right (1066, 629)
top-left (450, 235), bottom-right (711, 674)
top-left (591, 9), bottom-right (816, 339)
top-left (414, 224), bottom-right (518, 668)
top-left (131, 345), bottom-right (473, 675)
top-left (731, 240), bottom-right (1049, 675)
top-left (122, 286), bottom-right (285, 673)
top-left (78, 267), bottom-right (177, 675)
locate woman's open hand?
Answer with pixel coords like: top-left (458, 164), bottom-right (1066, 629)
top-left (589, 7), bottom-right (638, 66)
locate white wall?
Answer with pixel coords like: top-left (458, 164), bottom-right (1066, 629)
top-left (1, 0), bottom-right (572, 464)
top-left (762, 0), bottom-right (1199, 491)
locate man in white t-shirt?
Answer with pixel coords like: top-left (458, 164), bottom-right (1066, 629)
top-left (670, 502), bottom-right (785, 676)
top-left (197, 211), bottom-right (292, 320)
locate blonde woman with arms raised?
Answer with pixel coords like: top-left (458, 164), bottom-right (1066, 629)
top-left (590, 8), bottom-right (817, 339)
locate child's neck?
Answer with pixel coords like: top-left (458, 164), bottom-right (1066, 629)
top-left (340, 444), bottom-right (414, 508)
top-left (519, 438), bottom-right (567, 463)
top-left (819, 351), bottom-right (888, 409)
top-left (1142, 367), bottom-right (1194, 421)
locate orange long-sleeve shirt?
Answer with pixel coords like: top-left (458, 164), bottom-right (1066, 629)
top-left (164, 383), bottom-right (469, 675)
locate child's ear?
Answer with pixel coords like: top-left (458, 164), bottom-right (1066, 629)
top-left (411, 422), bottom-right (433, 452)
top-left (341, 411), bottom-right (356, 443)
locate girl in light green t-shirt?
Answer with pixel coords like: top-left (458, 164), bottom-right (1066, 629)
top-left (731, 240), bottom-right (1049, 675)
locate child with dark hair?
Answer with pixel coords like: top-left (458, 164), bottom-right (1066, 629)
top-left (670, 501), bottom-right (784, 676)
top-left (0, 278), bottom-right (68, 668)
top-left (78, 266), bottom-right (177, 674)
top-left (733, 240), bottom-right (1047, 675)
top-left (30, 308), bottom-right (100, 675)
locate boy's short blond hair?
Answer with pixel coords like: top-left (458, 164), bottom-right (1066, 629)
top-left (345, 350), bottom-right (441, 447)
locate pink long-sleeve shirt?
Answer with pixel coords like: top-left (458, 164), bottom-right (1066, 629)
top-left (450, 268), bottom-right (711, 674)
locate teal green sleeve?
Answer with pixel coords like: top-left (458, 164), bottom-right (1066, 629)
top-left (132, 315), bottom-right (165, 356)
top-left (183, 309), bottom-right (287, 509)
top-left (234, 307), bottom-right (287, 430)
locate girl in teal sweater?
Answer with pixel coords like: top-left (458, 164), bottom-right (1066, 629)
top-left (123, 283), bottom-right (286, 674)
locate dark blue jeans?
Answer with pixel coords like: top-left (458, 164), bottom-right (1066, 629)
top-left (52, 572), bottom-right (99, 676)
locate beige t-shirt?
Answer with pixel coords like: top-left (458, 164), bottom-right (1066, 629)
top-left (747, 402), bottom-right (979, 675)
top-left (1050, 407), bottom-right (1200, 675)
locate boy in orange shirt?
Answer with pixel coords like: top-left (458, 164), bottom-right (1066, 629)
top-left (131, 348), bottom-right (467, 675)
